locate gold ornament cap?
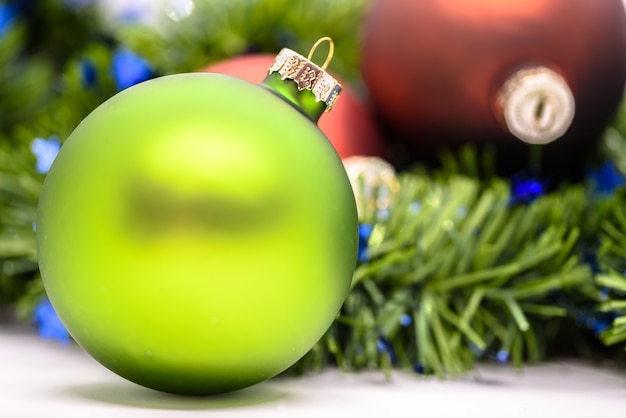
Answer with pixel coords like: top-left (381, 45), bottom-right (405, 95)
top-left (497, 66), bottom-right (575, 145)
top-left (343, 156), bottom-right (400, 223)
top-left (268, 37), bottom-right (342, 111)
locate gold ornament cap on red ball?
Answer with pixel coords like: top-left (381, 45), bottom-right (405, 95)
top-left (267, 37), bottom-right (342, 111)
top-left (496, 66), bottom-right (575, 145)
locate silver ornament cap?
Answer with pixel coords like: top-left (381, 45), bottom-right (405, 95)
top-left (268, 37), bottom-right (342, 111)
top-left (497, 66), bottom-right (575, 145)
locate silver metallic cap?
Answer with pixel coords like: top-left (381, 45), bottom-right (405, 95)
top-left (268, 45), bottom-right (342, 111)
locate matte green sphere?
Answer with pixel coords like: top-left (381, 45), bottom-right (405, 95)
top-left (36, 73), bottom-right (358, 395)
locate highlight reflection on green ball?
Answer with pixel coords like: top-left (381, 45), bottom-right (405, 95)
top-left (36, 73), bottom-right (358, 395)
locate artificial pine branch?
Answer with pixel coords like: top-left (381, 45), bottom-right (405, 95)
top-left (596, 188), bottom-right (626, 350)
top-left (0, 16), bottom-right (52, 136)
top-left (291, 149), bottom-right (615, 375)
top-left (0, 136), bottom-right (40, 311)
top-left (114, 0), bottom-right (368, 81)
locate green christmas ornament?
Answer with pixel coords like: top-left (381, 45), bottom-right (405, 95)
top-left (36, 38), bottom-right (358, 395)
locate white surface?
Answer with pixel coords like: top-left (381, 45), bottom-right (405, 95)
top-left (2, 326), bottom-right (626, 418)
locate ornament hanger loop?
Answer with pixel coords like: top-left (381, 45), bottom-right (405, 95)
top-left (307, 37), bottom-right (335, 70)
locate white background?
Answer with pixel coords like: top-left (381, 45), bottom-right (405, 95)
top-left (2, 326), bottom-right (626, 418)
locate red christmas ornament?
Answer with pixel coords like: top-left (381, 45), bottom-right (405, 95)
top-left (362, 0), bottom-right (626, 172)
top-left (200, 54), bottom-right (386, 160)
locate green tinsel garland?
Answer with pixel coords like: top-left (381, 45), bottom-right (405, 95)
top-left (285, 141), bottom-right (626, 376)
top-left (2, 0), bottom-right (626, 377)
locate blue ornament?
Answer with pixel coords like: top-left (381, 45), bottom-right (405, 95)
top-left (34, 298), bottom-right (71, 345)
top-left (357, 223), bottom-right (373, 262)
top-left (111, 48), bottom-right (153, 91)
top-left (587, 161), bottom-right (625, 196)
top-left (31, 136), bottom-right (61, 174)
top-left (0, 2), bottom-right (16, 38)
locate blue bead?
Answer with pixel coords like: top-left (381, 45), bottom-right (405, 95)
top-left (80, 58), bottom-right (97, 88)
top-left (358, 223), bottom-right (373, 262)
top-left (593, 320), bottom-right (610, 336)
top-left (359, 224), bottom-right (374, 239)
top-left (400, 313), bottom-right (412, 327)
top-left (588, 312), bottom-right (615, 335)
top-left (31, 136), bottom-right (61, 174)
top-left (413, 363), bottom-right (425, 375)
top-left (511, 178), bottom-right (544, 204)
top-left (33, 299), bottom-right (71, 345)
top-left (376, 337), bottom-right (388, 353)
top-left (377, 337), bottom-right (397, 363)
top-left (409, 201), bottom-right (422, 213)
top-left (111, 48), bottom-right (153, 91)
top-left (599, 287), bottom-right (610, 301)
top-left (496, 349), bottom-right (509, 363)
top-left (587, 161), bottom-right (625, 196)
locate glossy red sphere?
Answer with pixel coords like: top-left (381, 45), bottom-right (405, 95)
top-left (362, 0), bottom-right (626, 172)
